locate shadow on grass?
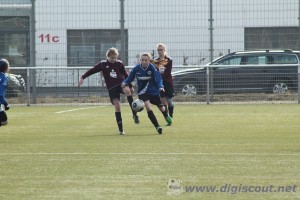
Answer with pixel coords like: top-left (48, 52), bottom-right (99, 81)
top-left (84, 133), bottom-right (158, 137)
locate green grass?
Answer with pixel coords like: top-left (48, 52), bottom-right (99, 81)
top-left (0, 104), bottom-right (299, 200)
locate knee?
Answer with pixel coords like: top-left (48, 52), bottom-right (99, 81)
top-left (113, 100), bottom-right (121, 112)
top-left (144, 102), bottom-right (152, 111)
top-left (114, 105), bottom-right (121, 112)
top-left (167, 98), bottom-right (173, 106)
top-left (123, 87), bottom-right (131, 96)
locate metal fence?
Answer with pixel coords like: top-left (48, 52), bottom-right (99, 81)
top-left (1, 0), bottom-right (300, 105)
top-left (6, 65), bottom-right (299, 105)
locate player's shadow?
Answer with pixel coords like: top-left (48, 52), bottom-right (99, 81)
top-left (85, 133), bottom-right (156, 137)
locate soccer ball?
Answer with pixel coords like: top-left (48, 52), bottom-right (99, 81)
top-left (132, 99), bottom-right (144, 112)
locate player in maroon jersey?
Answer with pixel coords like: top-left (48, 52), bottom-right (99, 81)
top-left (79, 48), bottom-right (139, 135)
top-left (151, 43), bottom-right (175, 121)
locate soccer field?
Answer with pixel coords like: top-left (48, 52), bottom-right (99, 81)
top-left (0, 104), bottom-right (299, 200)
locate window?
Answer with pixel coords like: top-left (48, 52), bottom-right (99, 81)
top-left (272, 54), bottom-right (298, 64)
top-left (0, 17), bottom-right (30, 66)
top-left (217, 56), bottom-right (242, 65)
top-left (69, 46), bottom-right (95, 65)
top-left (67, 29), bottom-right (128, 66)
top-left (245, 27), bottom-right (300, 50)
top-left (244, 56), bottom-right (267, 65)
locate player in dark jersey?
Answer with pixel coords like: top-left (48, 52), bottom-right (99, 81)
top-left (0, 59), bottom-right (10, 127)
top-left (79, 48), bottom-right (139, 135)
top-left (151, 44), bottom-right (174, 121)
top-left (122, 53), bottom-right (172, 134)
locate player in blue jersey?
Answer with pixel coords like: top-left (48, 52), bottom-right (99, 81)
top-left (121, 53), bottom-right (172, 134)
top-left (0, 59), bottom-right (10, 127)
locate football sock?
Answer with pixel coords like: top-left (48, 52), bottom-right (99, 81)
top-left (0, 111), bottom-right (7, 122)
top-left (169, 105), bottom-right (174, 118)
top-left (127, 96), bottom-right (137, 116)
top-left (0, 111), bottom-right (8, 127)
top-left (115, 112), bottom-right (123, 132)
top-left (147, 110), bottom-right (159, 127)
top-left (161, 108), bottom-right (169, 118)
top-left (167, 98), bottom-right (174, 118)
top-left (164, 105), bottom-right (169, 115)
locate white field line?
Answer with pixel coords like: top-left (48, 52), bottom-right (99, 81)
top-left (0, 152), bottom-right (299, 156)
top-left (5, 143), bottom-right (300, 146)
top-left (55, 106), bottom-right (106, 114)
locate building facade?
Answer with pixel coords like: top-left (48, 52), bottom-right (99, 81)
top-left (0, 0), bottom-right (299, 68)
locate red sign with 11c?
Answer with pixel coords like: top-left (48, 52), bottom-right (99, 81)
top-left (39, 34), bottom-right (59, 43)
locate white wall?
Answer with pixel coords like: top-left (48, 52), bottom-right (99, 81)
top-left (34, 0), bottom-right (299, 67)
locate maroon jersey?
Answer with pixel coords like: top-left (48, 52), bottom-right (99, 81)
top-left (81, 60), bottom-right (128, 90)
top-left (151, 55), bottom-right (173, 86)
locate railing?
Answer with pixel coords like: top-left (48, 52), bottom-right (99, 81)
top-left (6, 65), bottom-right (300, 105)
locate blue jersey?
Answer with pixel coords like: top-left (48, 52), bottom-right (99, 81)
top-left (123, 63), bottom-right (163, 96)
top-left (0, 72), bottom-right (8, 105)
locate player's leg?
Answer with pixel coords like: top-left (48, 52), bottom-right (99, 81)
top-left (160, 86), bottom-right (169, 114)
top-left (0, 109), bottom-right (8, 127)
top-left (123, 86), bottom-right (139, 124)
top-left (163, 82), bottom-right (175, 118)
top-left (112, 99), bottom-right (125, 135)
top-left (167, 97), bottom-right (174, 118)
top-left (151, 95), bottom-right (173, 126)
top-left (109, 87), bottom-right (125, 135)
top-left (140, 94), bottom-right (162, 134)
top-left (160, 96), bottom-right (169, 115)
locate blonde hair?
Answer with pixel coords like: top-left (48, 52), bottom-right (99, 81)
top-left (106, 47), bottom-right (119, 58)
top-left (156, 43), bottom-right (167, 54)
top-left (141, 52), bottom-right (152, 60)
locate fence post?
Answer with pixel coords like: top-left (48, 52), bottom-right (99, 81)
top-left (208, 0), bottom-right (214, 102)
top-left (26, 68), bottom-right (31, 106)
top-left (120, 0), bottom-right (126, 64)
top-left (30, 0), bottom-right (37, 104)
top-left (206, 66), bottom-right (210, 104)
top-left (298, 65), bottom-right (300, 104)
top-left (77, 69), bottom-right (80, 98)
top-left (120, 0), bottom-right (126, 103)
top-left (209, 0), bottom-right (214, 63)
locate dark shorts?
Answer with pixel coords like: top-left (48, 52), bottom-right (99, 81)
top-left (160, 82), bottom-right (174, 98)
top-left (108, 85), bottom-right (124, 104)
top-left (138, 93), bottom-right (164, 107)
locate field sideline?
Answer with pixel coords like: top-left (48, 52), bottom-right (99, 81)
top-left (0, 105), bottom-right (299, 199)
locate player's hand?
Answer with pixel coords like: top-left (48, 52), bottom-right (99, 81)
top-left (4, 104), bottom-right (9, 111)
top-left (159, 88), bottom-right (165, 92)
top-left (78, 78), bottom-right (84, 87)
top-left (121, 82), bottom-right (126, 88)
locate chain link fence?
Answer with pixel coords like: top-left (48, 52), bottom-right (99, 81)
top-left (6, 65), bottom-right (299, 105)
top-left (1, 0), bottom-right (300, 105)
